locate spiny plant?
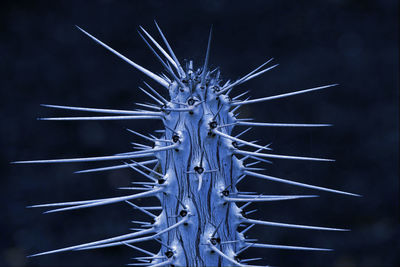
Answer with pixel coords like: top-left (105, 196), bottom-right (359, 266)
top-left (15, 22), bottom-right (359, 266)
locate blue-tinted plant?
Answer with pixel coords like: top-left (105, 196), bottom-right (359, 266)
top-left (15, 22), bottom-right (359, 266)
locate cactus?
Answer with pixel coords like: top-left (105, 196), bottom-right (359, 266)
top-left (14, 22), bottom-right (359, 266)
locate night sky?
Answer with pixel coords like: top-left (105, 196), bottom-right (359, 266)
top-left (2, 1), bottom-right (398, 266)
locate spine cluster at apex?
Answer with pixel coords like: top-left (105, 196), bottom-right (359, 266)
top-left (15, 22), bottom-right (359, 267)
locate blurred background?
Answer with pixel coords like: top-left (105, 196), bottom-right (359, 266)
top-left (1, 0), bottom-right (398, 266)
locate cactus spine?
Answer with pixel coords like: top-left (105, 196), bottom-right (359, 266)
top-left (16, 23), bottom-right (359, 266)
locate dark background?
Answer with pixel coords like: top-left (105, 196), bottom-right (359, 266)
top-left (1, 0), bottom-right (398, 266)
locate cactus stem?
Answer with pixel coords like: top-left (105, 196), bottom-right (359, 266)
top-left (20, 23), bottom-right (356, 266)
top-left (208, 244), bottom-right (245, 267)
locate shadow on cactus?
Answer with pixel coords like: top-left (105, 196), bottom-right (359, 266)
top-left (14, 22), bottom-right (360, 266)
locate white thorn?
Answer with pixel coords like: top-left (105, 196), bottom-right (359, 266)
top-left (76, 26), bottom-right (170, 88)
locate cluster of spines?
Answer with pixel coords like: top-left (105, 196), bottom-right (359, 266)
top-left (14, 22), bottom-right (359, 266)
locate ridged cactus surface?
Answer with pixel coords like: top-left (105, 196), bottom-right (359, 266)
top-left (15, 23), bottom-right (358, 267)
